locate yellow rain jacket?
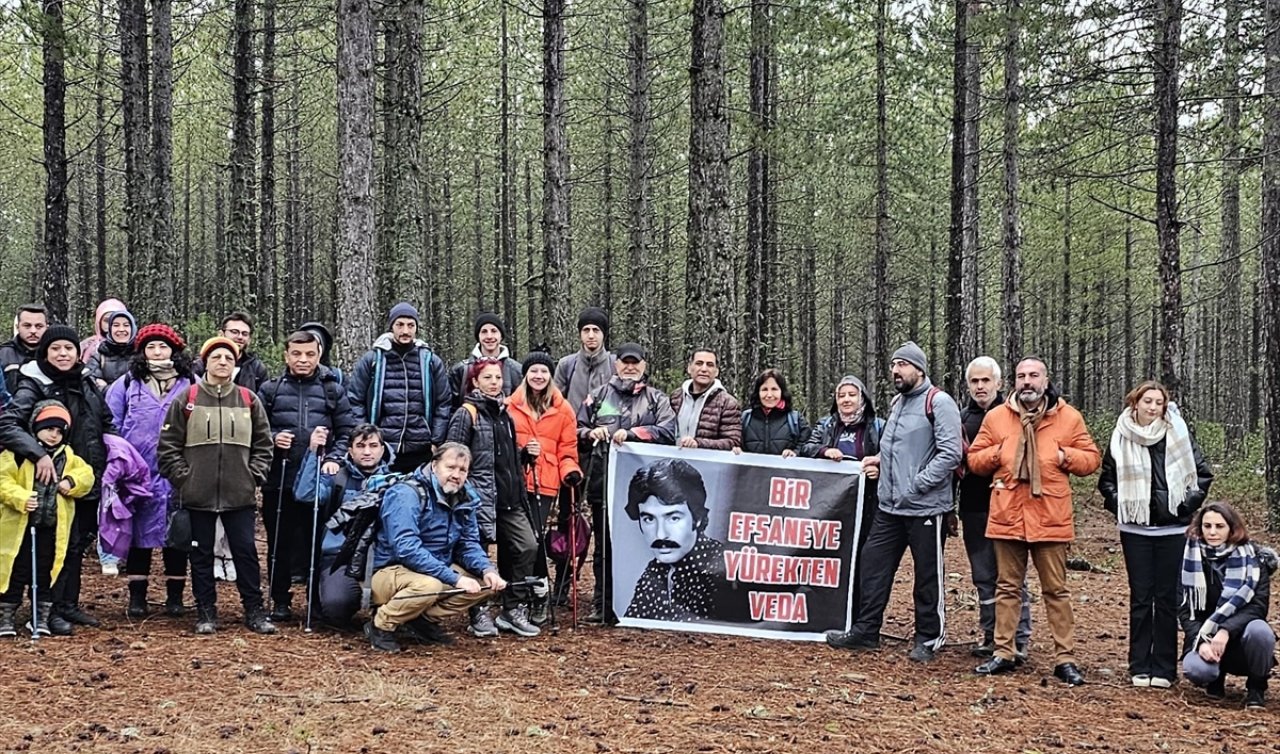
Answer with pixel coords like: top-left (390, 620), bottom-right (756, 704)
top-left (0, 445), bottom-right (95, 593)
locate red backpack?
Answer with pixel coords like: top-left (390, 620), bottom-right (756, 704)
top-left (183, 384), bottom-right (253, 418)
top-left (890, 385), bottom-right (969, 479)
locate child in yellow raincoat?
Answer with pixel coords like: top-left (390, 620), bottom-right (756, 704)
top-left (0, 401), bottom-right (95, 637)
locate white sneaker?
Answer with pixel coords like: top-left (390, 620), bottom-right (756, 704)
top-left (213, 559), bottom-right (227, 581)
top-left (101, 561), bottom-right (119, 576)
top-left (1132, 674), bottom-right (1151, 687)
top-left (1150, 677), bottom-right (1173, 689)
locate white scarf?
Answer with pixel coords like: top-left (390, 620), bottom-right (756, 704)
top-left (1108, 403), bottom-right (1198, 525)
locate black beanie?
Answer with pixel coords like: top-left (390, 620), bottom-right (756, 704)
top-left (37, 325), bottom-right (81, 362)
top-left (474, 312), bottom-right (506, 341)
top-left (522, 345), bottom-right (556, 377)
top-left (577, 307), bottom-right (609, 339)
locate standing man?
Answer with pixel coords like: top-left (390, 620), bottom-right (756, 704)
top-left (449, 313), bottom-right (524, 406)
top-left (577, 342), bottom-right (676, 623)
top-left (825, 341), bottom-right (963, 662)
top-left (0, 325), bottom-right (113, 635)
top-left (193, 312), bottom-right (270, 393)
top-left (969, 356), bottom-right (1101, 685)
top-left (366, 443), bottom-right (506, 652)
top-left (259, 330), bottom-right (357, 622)
top-left (157, 336), bottom-right (277, 635)
top-left (347, 302), bottom-right (452, 474)
top-left (554, 307), bottom-right (616, 412)
top-left (959, 356), bottom-right (1032, 659)
top-left (668, 348), bottom-right (742, 451)
top-left (1, 304), bottom-right (49, 396)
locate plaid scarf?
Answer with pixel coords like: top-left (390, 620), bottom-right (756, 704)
top-left (1009, 396), bottom-right (1051, 497)
top-left (1109, 404), bottom-right (1198, 525)
top-left (1181, 538), bottom-right (1259, 640)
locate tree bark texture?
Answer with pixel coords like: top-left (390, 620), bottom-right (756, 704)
top-left (258, 0), bottom-right (277, 337)
top-left (228, 0), bottom-right (257, 309)
top-left (745, 0), bottom-right (773, 380)
top-left (336, 0), bottom-right (376, 360)
top-left (1220, 0), bottom-right (1245, 453)
top-left (686, 0), bottom-right (735, 375)
top-left (626, 0), bottom-right (653, 347)
top-left (41, 0), bottom-right (69, 323)
top-left (1262, 0), bottom-right (1280, 527)
top-left (119, 0), bottom-right (149, 309)
top-left (945, 0), bottom-right (967, 393)
top-left (872, 0), bottom-right (891, 401)
top-left (960, 0), bottom-right (981, 372)
top-left (1000, 0), bottom-right (1023, 371)
top-left (542, 0), bottom-right (572, 353)
top-left (378, 0), bottom-right (425, 307)
top-left (151, 0), bottom-right (175, 321)
top-left (1154, 0), bottom-right (1183, 398)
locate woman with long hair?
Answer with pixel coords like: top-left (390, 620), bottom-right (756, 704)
top-left (1179, 502), bottom-right (1275, 708)
top-left (104, 324), bottom-right (195, 618)
top-left (507, 346), bottom-right (581, 624)
top-left (1099, 380), bottom-right (1213, 688)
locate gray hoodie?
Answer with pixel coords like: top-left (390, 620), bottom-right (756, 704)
top-left (877, 376), bottom-right (964, 517)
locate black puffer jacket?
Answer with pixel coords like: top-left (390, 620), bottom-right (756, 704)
top-left (0, 338), bottom-right (37, 395)
top-left (445, 391), bottom-right (524, 542)
top-left (1180, 546), bottom-right (1276, 656)
top-left (740, 407), bottom-right (809, 455)
top-left (87, 340), bottom-right (133, 388)
top-left (0, 360), bottom-right (114, 501)
top-left (957, 393), bottom-right (1003, 513)
top-left (259, 366), bottom-right (358, 492)
top-left (348, 334), bottom-right (453, 453)
top-left (1098, 435), bottom-right (1214, 528)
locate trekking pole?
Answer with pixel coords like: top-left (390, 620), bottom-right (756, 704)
top-left (269, 455), bottom-right (289, 615)
top-left (380, 577), bottom-right (539, 604)
top-left (304, 450), bottom-right (323, 633)
top-left (527, 463), bottom-right (557, 633)
top-left (568, 484), bottom-right (579, 628)
top-left (29, 525), bottom-right (39, 642)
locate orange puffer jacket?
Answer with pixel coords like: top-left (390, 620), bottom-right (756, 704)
top-left (966, 398), bottom-right (1101, 543)
top-left (507, 385), bottom-right (582, 497)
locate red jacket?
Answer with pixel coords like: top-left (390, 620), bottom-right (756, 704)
top-left (507, 385), bottom-right (581, 497)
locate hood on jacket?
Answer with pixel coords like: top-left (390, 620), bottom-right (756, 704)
top-left (469, 343), bottom-right (513, 360)
top-left (100, 310), bottom-right (138, 351)
top-left (94, 299), bottom-right (127, 337)
top-left (300, 321), bottom-right (335, 366)
top-left (680, 378), bottom-right (725, 399)
top-left (831, 374), bottom-right (877, 422)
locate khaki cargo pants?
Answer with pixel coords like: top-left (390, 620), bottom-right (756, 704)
top-left (371, 564), bottom-right (491, 631)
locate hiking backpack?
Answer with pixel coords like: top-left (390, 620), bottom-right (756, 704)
top-left (327, 473), bottom-right (428, 579)
top-left (889, 386), bottom-right (968, 479)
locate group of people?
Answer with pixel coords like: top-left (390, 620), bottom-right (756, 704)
top-left (0, 299), bottom-right (1269, 708)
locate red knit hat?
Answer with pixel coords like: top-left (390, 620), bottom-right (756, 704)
top-left (134, 323), bottom-right (186, 353)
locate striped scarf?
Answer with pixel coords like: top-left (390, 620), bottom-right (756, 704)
top-left (1109, 404), bottom-right (1198, 525)
top-left (1181, 538), bottom-right (1259, 640)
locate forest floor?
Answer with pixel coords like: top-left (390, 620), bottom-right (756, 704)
top-left (0, 492), bottom-right (1276, 754)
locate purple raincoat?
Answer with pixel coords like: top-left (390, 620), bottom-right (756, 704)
top-left (98, 434), bottom-right (156, 557)
top-left (105, 373), bottom-right (194, 552)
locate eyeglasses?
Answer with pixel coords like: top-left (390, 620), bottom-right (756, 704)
top-left (223, 328), bottom-right (251, 337)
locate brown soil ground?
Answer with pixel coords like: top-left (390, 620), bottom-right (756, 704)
top-left (1, 496), bottom-right (1276, 754)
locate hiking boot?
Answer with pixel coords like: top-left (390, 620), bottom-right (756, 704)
top-left (194, 606), bottom-right (218, 635)
top-left (496, 604), bottom-right (541, 637)
top-left (402, 617), bottom-right (455, 646)
top-left (825, 630), bottom-right (879, 651)
top-left (59, 604), bottom-right (100, 627)
top-left (269, 598), bottom-right (294, 624)
top-left (29, 602), bottom-right (53, 637)
top-left (584, 603), bottom-right (617, 625)
top-left (244, 610), bottom-right (278, 635)
top-left (47, 609), bottom-right (73, 636)
top-left (907, 644), bottom-right (936, 663)
top-left (0, 602), bottom-right (17, 637)
top-left (975, 656), bottom-right (1018, 675)
top-left (365, 620), bottom-right (401, 653)
top-left (1246, 688), bottom-right (1267, 709)
top-left (529, 598), bottom-right (549, 626)
top-left (127, 580), bottom-right (150, 618)
top-left (165, 580), bottom-right (186, 617)
top-left (1205, 677), bottom-right (1226, 699)
top-left (468, 606), bottom-right (499, 638)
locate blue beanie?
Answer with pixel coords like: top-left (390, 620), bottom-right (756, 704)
top-left (387, 302), bottom-right (420, 331)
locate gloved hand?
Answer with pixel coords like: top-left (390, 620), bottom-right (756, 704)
top-left (564, 471), bottom-right (583, 488)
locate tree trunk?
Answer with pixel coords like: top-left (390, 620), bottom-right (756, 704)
top-left (1000, 0), bottom-right (1023, 370)
top-left (119, 0), bottom-right (149, 307)
top-left (258, 0), bottom-right (277, 338)
top-left (335, 0), bottom-right (376, 360)
top-left (378, 0), bottom-right (425, 308)
top-left (871, 0), bottom-right (891, 402)
top-left (686, 0), bottom-right (735, 373)
top-left (150, 0), bottom-right (174, 321)
top-left (1060, 181), bottom-right (1072, 396)
top-left (1261, 0), bottom-right (1280, 527)
top-left (945, 0), bottom-right (968, 393)
top-left (94, 0), bottom-right (107, 302)
top-left (228, 0), bottom-right (257, 309)
top-left (524, 160), bottom-right (536, 344)
top-left (1220, 0), bottom-right (1245, 453)
top-left (1154, 0), bottom-right (1183, 397)
top-left (745, 0), bottom-right (773, 379)
top-left (627, 0), bottom-right (652, 345)
top-left (499, 2), bottom-right (517, 347)
top-left (40, 0), bottom-right (69, 322)
top-left (960, 0), bottom-right (981, 372)
top-left (542, 0), bottom-right (572, 353)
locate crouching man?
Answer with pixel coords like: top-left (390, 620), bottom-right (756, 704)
top-left (366, 442), bottom-right (506, 652)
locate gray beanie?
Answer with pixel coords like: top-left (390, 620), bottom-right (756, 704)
top-left (891, 341), bottom-right (928, 374)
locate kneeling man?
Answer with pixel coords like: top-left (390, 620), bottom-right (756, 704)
top-left (367, 442), bottom-right (506, 651)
